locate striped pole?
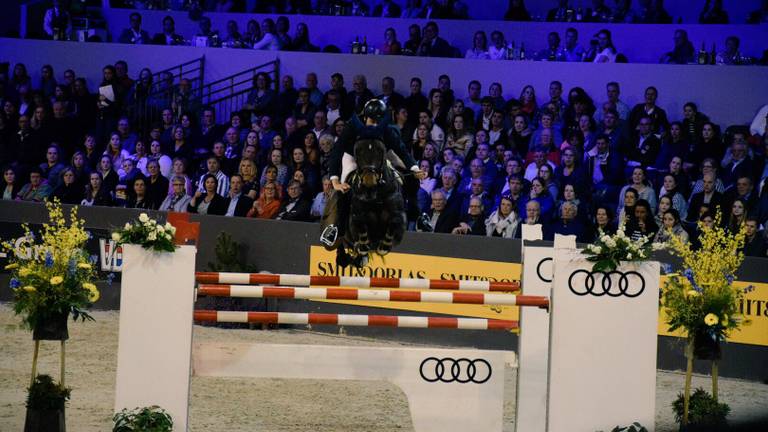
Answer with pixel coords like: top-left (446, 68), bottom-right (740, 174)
top-left (195, 272), bottom-right (520, 293)
top-left (194, 310), bottom-right (518, 331)
top-left (198, 284), bottom-right (549, 308)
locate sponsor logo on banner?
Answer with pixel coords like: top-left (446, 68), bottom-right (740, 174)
top-left (567, 269), bottom-right (645, 298)
top-left (99, 239), bottom-right (123, 272)
top-left (419, 357), bottom-right (492, 384)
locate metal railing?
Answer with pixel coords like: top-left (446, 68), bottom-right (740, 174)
top-left (196, 59), bottom-right (280, 124)
top-left (126, 56), bottom-right (205, 134)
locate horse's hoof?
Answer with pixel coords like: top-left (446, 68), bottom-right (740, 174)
top-left (376, 242), bottom-right (392, 256)
top-left (355, 241), bottom-right (371, 255)
top-left (353, 254), bottom-right (369, 268)
top-left (336, 249), bottom-right (351, 267)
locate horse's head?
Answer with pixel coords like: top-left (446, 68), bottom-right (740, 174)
top-left (354, 138), bottom-right (387, 189)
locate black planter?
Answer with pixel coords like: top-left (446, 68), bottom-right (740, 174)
top-left (23, 407), bottom-right (66, 432)
top-left (33, 310), bottom-right (70, 341)
top-left (693, 329), bottom-right (721, 361)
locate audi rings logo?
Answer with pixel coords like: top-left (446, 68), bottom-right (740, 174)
top-left (419, 357), bottom-right (492, 384)
top-left (536, 257), bottom-right (553, 283)
top-left (568, 269), bottom-right (646, 298)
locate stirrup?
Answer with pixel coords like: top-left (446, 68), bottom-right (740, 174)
top-left (320, 225), bottom-right (338, 247)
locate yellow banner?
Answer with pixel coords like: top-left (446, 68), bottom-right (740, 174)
top-left (309, 246), bottom-right (768, 346)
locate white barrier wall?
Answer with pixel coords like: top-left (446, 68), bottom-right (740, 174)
top-left (114, 245), bottom-right (197, 431)
top-left (194, 342), bottom-right (507, 432)
top-left (547, 247), bottom-right (660, 432)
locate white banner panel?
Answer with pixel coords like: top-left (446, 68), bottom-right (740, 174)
top-left (547, 249), bottom-right (659, 432)
top-left (115, 245), bottom-right (197, 431)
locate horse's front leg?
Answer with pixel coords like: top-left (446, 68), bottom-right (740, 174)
top-left (377, 192), bottom-right (406, 256)
top-left (349, 199), bottom-right (371, 255)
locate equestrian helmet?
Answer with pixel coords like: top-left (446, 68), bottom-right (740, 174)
top-left (362, 99), bottom-right (387, 122)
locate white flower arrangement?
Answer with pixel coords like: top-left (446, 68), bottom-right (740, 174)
top-left (111, 213), bottom-right (177, 252)
top-left (582, 224), bottom-right (657, 272)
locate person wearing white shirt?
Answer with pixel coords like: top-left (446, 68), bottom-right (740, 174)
top-left (487, 31), bottom-right (508, 60)
top-left (197, 157), bottom-right (229, 197)
top-left (253, 19), bottom-right (281, 50)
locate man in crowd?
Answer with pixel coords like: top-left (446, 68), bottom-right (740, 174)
top-left (224, 175), bottom-right (253, 217)
top-left (118, 12), bottom-right (151, 45)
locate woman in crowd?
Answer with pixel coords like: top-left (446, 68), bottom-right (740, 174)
top-left (127, 68), bottom-right (153, 107)
top-left (435, 147), bottom-right (456, 178)
top-left (538, 163), bottom-right (559, 200)
top-left (725, 198), bottom-right (748, 233)
top-left (445, 114), bottom-right (473, 157)
top-left (626, 199), bottom-right (658, 241)
top-left (290, 147), bottom-right (319, 194)
top-left (246, 72), bottom-right (276, 117)
top-left (159, 175), bottom-right (192, 212)
top-left (292, 170), bottom-right (308, 194)
top-left (52, 168), bottom-right (82, 204)
top-left (82, 134), bottom-right (101, 170)
top-left (247, 181), bottom-right (281, 219)
top-left (587, 205), bottom-right (616, 242)
top-left (131, 139), bottom-right (150, 176)
top-left (558, 183), bottom-right (589, 223)
top-left (658, 174), bottom-right (688, 221)
top-left (70, 151), bottom-right (90, 190)
top-left (618, 187), bottom-right (639, 226)
top-left (244, 19), bottom-right (262, 48)
top-left (104, 132), bottom-right (130, 169)
top-left (619, 167), bottom-right (657, 213)
top-left (577, 113), bottom-right (596, 152)
top-left (260, 164), bottom-right (285, 199)
top-left (81, 172), bottom-right (113, 207)
top-left (168, 157), bottom-right (193, 197)
top-left (465, 30), bottom-right (489, 59)
top-left (691, 122), bottom-right (724, 169)
top-left (591, 29), bottom-right (618, 63)
top-left (485, 195), bottom-right (519, 238)
top-left (382, 27), bottom-right (402, 55)
top-left (263, 148), bottom-right (290, 187)
top-left (519, 85), bottom-right (538, 120)
top-left (665, 155), bottom-right (690, 198)
top-left (654, 209), bottom-right (689, 244)
top-left (428, 89), bottom-right (448, 130)
top-left (126, 176), bottom-right (151, 209)
top-left (526, 177), bottom-right (555, 221)
top-left (168, 124), bottom-right (194, 162)
top-left (303, 132), bottom-right (320, 166)
top-left (238, 159), bottom-right (259, 200)
top-left (188, 174), bottom-right (227, 215)
top-left (145, 159), bottom-right (169, 209)
top-left (655, 195), bottom-right (674, 228)
top-left (97, 155), bottom-right (119, 194)
top-left (508, 114), bottom-right (532, 156)
top-left (149, 140), bottom-right (173, 178)
top-left (412, 124), bottom-right (435, 161)
top-left (1, 166), bottom-right (21, 200)
top-left (252, 18), bottom-right (280, 50)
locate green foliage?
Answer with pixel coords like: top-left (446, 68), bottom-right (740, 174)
top-left (207, 232), bottom-right (257, 272)
top-left (583, 227), bottom-right (658, 272)
top-left (26, 374), bottom-right (70, 410)
top-left (672, 388), bottom-right (730, 426)
top-left (113, 406), bottom-right (174, 432)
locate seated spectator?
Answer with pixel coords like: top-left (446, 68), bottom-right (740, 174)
top-left (563, 28), bottom-right (586, 62)
top-left (416, 22), bottom-right (453, 58)
top-left (188, 174), bottom-right (227, 215)
top-left (721, 137), bottom-right (754, 188)
top-left (743, 217), bottom-right (767, 257)
top-left (547, 201), bottom-right (587, 242)
top-left (687, 172), bottom-right (723, 222)
top-left (276, 180), bottom-right (312, 221)
top-left (690, 211), bottom-right (716, 250)
top-left (159, 175), bottom-right (192, 212)
top-left (657, 174), bottom-right (688, 220)
top-left (504, 0), bottom-right (532, 21)
top-left (276, 16), bottom-right (292, 48)
top-left (538, 164), bottom-right (559, 200)
top-left (699, 0), bottom-right (729, 24)
top-left (723, 176), bottom-right (759, 217)
top-left (655, 194), bottom-right (673, 226)
top-left (465, 31), bottom-right (489, 60)
top-left (381, 27), bottom-right (402, 55)
top-left (144, 159), bottom-right (169, 209)
top-left (43, 0), bottom-right (71, 40)
top-left (523, 177), bottom-right (555, 220)
top-left (587, 29), bottom-right (618, 63)
top-left (654, 208), bottom-right (689, 244)
top-left (725, 198), bottom-right (748, 233)
top-left (586, 205), bottom-right (617, 242)
top-left (148, 140), bottom-right (172, 179)
top-left (104, 132), bottom-right (130, 171)
top-left (311, 176), bottom-right (333, 220)
top-left (119, 12), bottom-right (151, 45)
top-left (452, 197), bottom-right (487, 236)
top-left (221, 20), bottom-right (245, 48)
top-left (374, 0), bottom-right (402, 17)
top-left (424, 189), bottom-right (460, 233)
top-left (524, 150), bottom-right (555, 182)
top-left (198, 156), bottom-right (230, 197)
top-left (126, 176), bottom-right (152, 209)
top-left (402, 24), bottom-right (422, 55)
top-left (627, 199), bottom-right (659, 241)
top-left (224, 175), bottom-right (253, 217)
top-left (245, 72), bottom-right (277, 117)
top-left (40, 144), bottom-right (66, 190)
top-left (488, 31), bottom-right (508, 61)
top-left (536, 32), bottom-right (566, 62)
top-left (81, 172), bottom-right (113, 207)
top-left (52, 167), bottom-right (81, 205)
top-left (629, 86), bottom-right (669, 136)
top-left (248, 182), bottom-right (280, 220)
top-left (485, 194), bottom-right (519, 238)
top-left (152, 15), bottom-right (184, 46)
top-left (96, 155), bottom-right (119, 195)
top-left (2, 167), bottom-right (22, 200)
top-left (515, 199), bottom-right (547, 239)
top-left (237, 159), bottom-right (259, 200)
top-left (619, 167), bottom-right (658, 214)
top-left (660, 30), bottom-right (695, 64)
top-left (253, 18), bottom-right (281, 50)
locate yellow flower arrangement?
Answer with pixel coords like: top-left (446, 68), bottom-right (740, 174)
top-left (704, 313), bottom-right (719, 326)
top-left (50, 276), bottom-right (64, 285)
top-left (23, 286), bottom-right (37, 293)
top-left (4, 263), bottom-right (19, 270)
top-left (77, 263), bottom-right (91, 270)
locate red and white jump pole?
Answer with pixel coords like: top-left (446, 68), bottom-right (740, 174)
top-left (195, 272), bottom-right (520, 292)
top-left (197, 284), bottom-right (549, 308)
top-left (193, 310), bottom-right (519, 330)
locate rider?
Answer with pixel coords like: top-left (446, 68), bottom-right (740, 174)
top-left (320, 99), bottom-right (425, 251)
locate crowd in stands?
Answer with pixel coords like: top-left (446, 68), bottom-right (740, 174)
top-left (41, 2), bottom-right (768, 64)
top-left (1, 56), bottom-right (767, 257)
top-left (106, 0), bottom-right (768, 24)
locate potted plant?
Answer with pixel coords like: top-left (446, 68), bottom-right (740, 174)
top-left (3, 200), bottom-right (100, 432)
top-left (23, 374), bottom-right (70, 432)
top-left (582, 224), bottom-right (664, 272)
top-left (672, 387), bottom-right (730, 431)
top-left (661, 212), bottom-right (747, 427)
top-left (110, 212), bottom-right (176, 253)
top-left (113, 406), bottom-right (174, 432)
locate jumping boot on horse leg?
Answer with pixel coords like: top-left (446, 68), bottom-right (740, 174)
top-left (355, 231), bottom-right (371, 255)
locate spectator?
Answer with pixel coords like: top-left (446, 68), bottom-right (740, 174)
top-left (224, 174), bottom-right (254, 217)
top-left (660, 30), bottom-right (695, 65)
top-left (152, 15), bottom-right (184, 46)
top-left (488, 31), bottom-right (508, 61)
top-left (699, 0), bottom-right (729, 24)
top-left (40, 144), bottom-right (66, 190)
top-left (485, 194), bottom-right (519, 238)
top-left (144, 159), bottom-right (169, 209)
top-left (17, 167), bottom-right (52, 202)
top-left (417, 22), bottom-right (453, 58)
top-left (538, 163), bottom-right (559, 200)
top-left (624, 115), bottom-right (661, 168)
top-left (221, 20), bottom-right (244, 48)
top-left (654, 208), bottom-right (689, 244)
top-left (159, 175), bottom-right (192, 212)
top-left (586, 205), bottom-right (617, 242)
top-left (81, 172), bottom-right (113, 207)
top-left (50, 167), bottom-right (79, 205)
top-left (536, 32), bottom-right (566, 62)
top-left (563, 28), bottom-right (586, 62)
top-left (243, 19), bottom-right (262, 48)
top-left (125, 176), bottom-right (151, 209)
top-left (504, 0), bottom-right (532, 21)
top-left (374, 0), bottom-right (402, 17)
top-left (629, 86), bottom-right (669, 135)
top-left (402, 24), bottom-right (422, 56)
top-left (452, 197), bottom-right (487, 236)
top-left (344, 75), bottom-right (374, 119)
top-left (659, 174), bottom-right (688, 221)
top-left (377, 76), bottom-right (405, 109)
top-left (253, 18), bottom-right (281, 50)
top-left (725, 198), bottom-right (748, 233)
top-left (2, 167), bottom-right (22, 200)
top-left (311, 176), bottom-right (333, 219)
top-left (626, 199), bottom-right (658, 241)
top-left (118, 12), bottom-right (151, 45)
top-left (276, 180), bottom-right (312, 221)
top-left (588, 29), bottom-right (618, 63)
top-left (248, 181), bottom-right (281, 219)
top-left (716, 36), bottom-right (743, 66)
top-left (721, 136), bottom-right (754, 188)
top-left (381, 28), bottom-right (402, 55)
top-left (189, 174), bottom-right (227, 215)
top-left (445, 114), bottom-right (473, 157)
top-left (423, 189), bottom-right (459, 233)
top-left (276, 16), bottom-right (293, 48)
top-left (743, 217), bottom-right (767, 257)
top-left (548, 201), bottom-right (587, 242)
top-left (516, 199), bottom-right (547, 238)
top-left (547, 0), bottom-right (571, 22)
top-left (43, 0), bottom-right (71, 41)
top-left (465, 31), bottom-right (489, 60)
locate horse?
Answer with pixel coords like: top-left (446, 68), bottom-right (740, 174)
top-left (335, 138), bottom-right (406, 268)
